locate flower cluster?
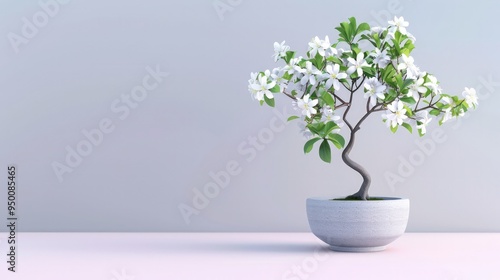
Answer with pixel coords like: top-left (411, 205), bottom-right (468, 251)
top-left (248, 16), bottom-right (477, 162)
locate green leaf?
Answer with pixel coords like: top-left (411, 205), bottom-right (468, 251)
top-left (326, 56), bottom-right (343, 65)
top-left (340, 22), bottom-right (352, 42)
top-left (304, 138), bottom-right (321, 154)
top-left (269, 84), bottom-right (280, 93)
top-left (284, 51), bottom-right (295, 64)
top-left (360, 34), bottom-right (376, 47)
top-left (402, 79), bottom-right (414, 89)
top-left (400, 96), bottom-right (416, 104)
top-left (402, 40), bottom-right (415, 55)
top-left (307, 123), bottom-right (324, 135)
top-left (264, 95), bottom-right (275, 107)
top-left (259, 100), bottom-right (264, 106)
top-left (386, 88), bottom-right (398, 99)
top-left (390, 125), bottom-right (398, 133)
top-left (429, 109), bottom-right (441, 116)
top-left (356, 22), bottom-right (370, 34)
top-left (282, 72), bottom-right (293, 81)
top-left (307, 125), bottom-right (319, 135)
top-left (348, 17), bottom-right (357, 37)
top-left (381, 65), bottom-right (396, 85)
top-left (373, 32), bottom-right (381, 48)
top-left (394, 30), bottom-right (402, 44)
top-left (328, 133), bottom-right (345, 149)
top-left (395, 73), bottom-right (403, 89)
top-left (401, 122), bottom-right (412, 133)
top-left (405, 105), bottom-right (414, 117)
top-left (335, 26), bottom-right (348, 42)
top-left (313, 53), bottom-right (324, 69)
top-left (351, 44), bottom-right (361, 54)
top-left (319, 140), bottom-right (331, 163)
top-left (362, 66), bottom-right (375, 77)
top-left (287, 116), bottom-right (299, 122)
top-left (322, 121), bottom-right (339, 136)
top-left (392, 39), bottom-right (402, 56)
top-left (321, 91), bottom-right (335, 108)
top-left (418, 129), bottom-right (425, 137)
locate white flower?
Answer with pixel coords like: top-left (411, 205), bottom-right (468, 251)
top-left (416, 111), bottom-right (432, 134)
top-left (320, 105), bottom-right (333, 117)
top-left (308, 36), bottom-right (334, 57)
top-left (424, 75), bottom-right (442, 95)
top-left (297, 94), bottom-right (318, 118)
top-left (440, 96), bottom-right (461, 123)
top-left (248, 84), bottom-right (258, 100)
top-left (248, 72), bottom-right (258, 84)
top-left (337, 48), bottom-right (351, 65)
top-left (403, 31), bottom-right (417, 44)
top-left (337, 48), bottom-right (347, 57)
top-left (397, 54), bottom-right (420, 79)
top-left (271, 68), bottom-right (287, 91)
top-left (407, 77), bottom-right (427, 101)
top-left (383, 100), bottom-right (408, 128)
top-left (416, 71), bottom-right (427, 80)
top-left (388, 16), bottom-right (409, 35)
top-left (364, 77), bottom-right (387, 106)
top-left (298, 122), bottom-right (313, 139)
top-left (407, 32), bottom-right (416, 42)
top-left (273, 41), bottom-right (290, 62)
top-left (250, 75), bottom-right (276, 101)
top-left (282, 57), bottom-right (300, 75)
top-left (442, 95), bottom-right (453, 104)
top-left (323, 64), bottom-right (347, 91)
top-left (347, 52), bottom-right (369, 76)
top-left (297, 61), bottom-right (322, 85)
top-left (262, 69), bottom-right (271, 78)
top-left (384, 29), bottom-right (396, 46)
top-left (441, 93), bottom-right (465, 123)
top-left (370, 26), bottom-right (384, 36)
top-left (398, 36), bottom-right (414, 49)
top-left (370, 48), bottom-right (390, 68)
top-left (441, 109), bottom-right (453, 124)
top-left (247, 72), bottom-right (260, 99)
top-left (321, 106), bottom-right (344, 129)
top-left (462, 87), bottom-right (478, 107)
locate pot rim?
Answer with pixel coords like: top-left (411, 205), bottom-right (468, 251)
top-left (307, 197), bottom-right (409, 202)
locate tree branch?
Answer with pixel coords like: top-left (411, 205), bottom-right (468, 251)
top-left (353, 76), bottom-right (366, 92)
top-left (282, 90), bottom-right (297, 100)
top-left (342, 81), bottom-right (356, 132)
top-left (334, 103), bottom-right (349, 110)
top-left (300, 81), bottom-right (310, 98)
top-left (332, 92), bottom-right (347, 105)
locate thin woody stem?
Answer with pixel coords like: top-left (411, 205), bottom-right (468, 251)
top-left (281, 91), bottom-right (296, 100)
top-left (338, 73), bottom-right (382, 200)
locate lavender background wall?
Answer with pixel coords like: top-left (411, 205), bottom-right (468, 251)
top-left (0, 0), bottom-right (498, 232)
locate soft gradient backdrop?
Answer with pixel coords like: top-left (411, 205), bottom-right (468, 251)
top-left (0, 0), bottom-right (498, 232)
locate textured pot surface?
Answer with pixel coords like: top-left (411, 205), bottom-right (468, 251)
top-left (306, 197), bottom-right (410, 252)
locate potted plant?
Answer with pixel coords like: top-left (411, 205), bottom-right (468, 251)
top-left (247, 16), bottom-right (478, 252)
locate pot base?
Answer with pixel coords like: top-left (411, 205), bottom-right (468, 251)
top-left (330, 245), bottom-right (386, 252)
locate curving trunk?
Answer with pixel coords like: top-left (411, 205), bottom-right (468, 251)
top-left (341, 130), bottom-right (371, 200)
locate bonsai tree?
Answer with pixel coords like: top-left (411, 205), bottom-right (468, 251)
top-left (247, 16), bottom-right (478, 200)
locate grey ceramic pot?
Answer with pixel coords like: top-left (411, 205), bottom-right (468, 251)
top-left (306, 197), bottom-right (410, 252)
